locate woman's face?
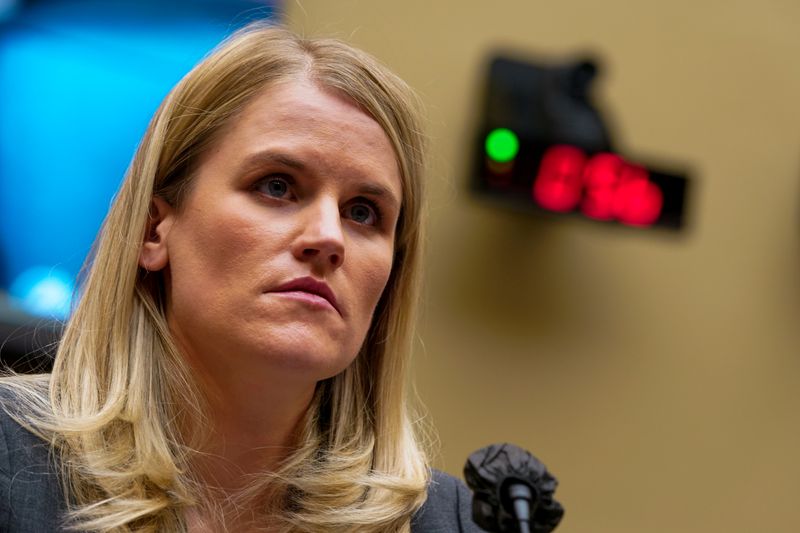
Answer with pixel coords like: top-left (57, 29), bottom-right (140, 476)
top-left (145, 78), bottom-right (402, 387)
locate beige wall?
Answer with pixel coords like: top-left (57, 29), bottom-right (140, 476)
top-left (286, 2), bottom-right (800, 531)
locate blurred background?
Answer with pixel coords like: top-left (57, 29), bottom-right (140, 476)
top-left (0, 0), bottom-right (275, 367)
top-left (2, 0), bottom-right (799, 531)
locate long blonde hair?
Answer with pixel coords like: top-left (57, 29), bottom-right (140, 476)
top-left (1, 23), bottom-right (429, 532)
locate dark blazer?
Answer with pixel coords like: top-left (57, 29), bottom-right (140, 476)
top-left (0, 397), bottom-right (480, 532)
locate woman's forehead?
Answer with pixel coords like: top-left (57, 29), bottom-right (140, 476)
top-left (198, 79), bottom-right (403, 201)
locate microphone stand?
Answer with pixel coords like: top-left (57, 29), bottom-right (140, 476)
top-left (464, 443), bottom-right (563, 533)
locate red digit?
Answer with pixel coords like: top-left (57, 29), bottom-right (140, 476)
top-left (612, 165), bottom-right (664, 226)
top-left (533, 145), bottom-right (586, 212)
top-left (580, 152), bottom-right (624, 220)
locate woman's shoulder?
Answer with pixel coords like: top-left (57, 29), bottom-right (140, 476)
top-left (411, 469), bottom-right (482, 532)
top-left (0, 376), bottom-right (52, 455)
top-left (0, 375), bottom-right (52, 447)
top-left (0, 376), bottom-right (65, 531)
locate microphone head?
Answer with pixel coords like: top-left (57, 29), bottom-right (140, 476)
top-left (464, 443), bottom-right (564, 532)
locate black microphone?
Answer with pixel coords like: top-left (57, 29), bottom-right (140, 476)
top-left (464, 443), bottom-right (564, 533)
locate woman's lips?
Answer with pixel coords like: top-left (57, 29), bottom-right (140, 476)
top-left (270, 276), bottom-right (341, 315)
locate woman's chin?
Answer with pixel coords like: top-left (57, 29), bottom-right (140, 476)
top-left (244, 339), bottom-right (358, 382)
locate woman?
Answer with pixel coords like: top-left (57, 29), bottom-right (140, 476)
top-left (0, 23), bottom-right (478, 532)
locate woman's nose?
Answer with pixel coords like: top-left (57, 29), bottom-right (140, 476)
top-left (291, 198), bottom-right (345, 269)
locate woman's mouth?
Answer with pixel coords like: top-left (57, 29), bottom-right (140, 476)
top-left (270, 276), bottom-right (341, 315)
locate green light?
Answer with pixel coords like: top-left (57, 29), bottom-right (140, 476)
top-left (485, 128), bottom-right (519, 163)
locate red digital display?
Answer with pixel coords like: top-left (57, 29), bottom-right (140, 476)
top-left (533, 145), bottom-right (664, 227)
top-left (476, 56), bottom-right (689, 231)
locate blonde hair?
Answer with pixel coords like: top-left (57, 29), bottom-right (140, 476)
top-left (1, 23), bottom-right (429, 532)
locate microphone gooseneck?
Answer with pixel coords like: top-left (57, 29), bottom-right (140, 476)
top-left (464, 443), bottom-right (564, 533)
top-left (507, 483), bottom-right (533, 533)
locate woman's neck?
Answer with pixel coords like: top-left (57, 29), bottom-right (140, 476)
top-left (182, 367), bottom-right (316, 532)
top-left (190, 368), bottom-right (316, 493)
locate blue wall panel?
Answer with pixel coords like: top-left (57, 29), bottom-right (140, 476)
top-left (0, 0), bottom-right (277, 318)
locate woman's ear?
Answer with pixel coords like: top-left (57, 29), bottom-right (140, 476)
top-left (139, 196), bottom-right (175, 272)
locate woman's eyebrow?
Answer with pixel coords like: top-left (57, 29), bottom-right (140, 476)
top-left (238, 150), bottom-right (307, 174)
top-left (356, 183), bottom-right (401, 212)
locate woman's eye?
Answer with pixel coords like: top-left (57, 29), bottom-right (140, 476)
top-left (257, 176), bottom-right (291, 198)
top-left (346, 202), bottom-right (378, 226)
